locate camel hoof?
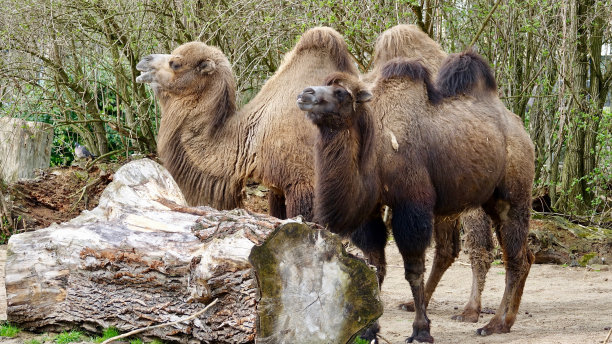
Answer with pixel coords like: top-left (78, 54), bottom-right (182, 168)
top-left (451, 311), bottom-right (479, 323)
top-left (359, 322), bottom-right (380, 343)
top-left (406, 330), bottom-right (434, 343)
top-left (476, 321), bottom-right (510, 336)
top-left (399, 301), bottom-right (416, 312)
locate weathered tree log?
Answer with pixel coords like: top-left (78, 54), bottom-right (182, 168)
top-left (0, 117), bottom-right (53, 182)
top-left (5, 159), bottom-right (382, 343)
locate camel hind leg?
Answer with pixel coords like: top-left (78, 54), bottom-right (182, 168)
top-left (478, 195), bottom-right (533, 335)
top-left (452, 208), bottom-right (494, 323)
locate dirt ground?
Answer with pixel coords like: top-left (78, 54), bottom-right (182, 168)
top-left (376, 243), bottom-right (612, 344)
top-left (1, 166), bottom-right (611, 343)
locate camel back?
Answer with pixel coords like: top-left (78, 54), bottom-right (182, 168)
top-left (436, 51), bottom-right (497, 98)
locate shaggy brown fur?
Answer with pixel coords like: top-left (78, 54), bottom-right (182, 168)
top-left (297, 55), bottom-right (535, 342)
top-left (136, 27), bottom-right (358, 220)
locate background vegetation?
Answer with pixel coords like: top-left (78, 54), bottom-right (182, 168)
top-left (0, 0), bottom-right (610, 221)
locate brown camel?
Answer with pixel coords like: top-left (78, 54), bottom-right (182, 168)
top-left (135, 27), bottom-right (358, 221)
top-left (370, 24), bottom-right (506, 323)
top-left (297, 53), bottom-right (535, 342)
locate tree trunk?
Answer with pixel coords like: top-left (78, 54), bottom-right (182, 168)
top-left (5, 159), bottom-right (381, 343)
top-left (0, 118), bottom-right (53, 183)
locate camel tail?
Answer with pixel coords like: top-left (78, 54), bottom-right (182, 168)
top-left (381, 58), bottom-right (442, 105)
top-left (437, 50), bottom-right (497, 98)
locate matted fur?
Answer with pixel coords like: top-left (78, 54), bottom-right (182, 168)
top-left (140, 27), bottom-right (358, 219)
top-left (437, 50), bottom-right (497, 98)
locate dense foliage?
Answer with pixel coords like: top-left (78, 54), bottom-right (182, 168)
top-left (0, 0), bottom-right (610, 220)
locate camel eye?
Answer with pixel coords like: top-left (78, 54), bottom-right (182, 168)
top-left (169, 60), bottom-right (182, 70)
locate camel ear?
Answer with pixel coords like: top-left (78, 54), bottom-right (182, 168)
top-left (197, 59), bottom-right (216, 74)
top-left (356, 90), bottom-right (372, 103)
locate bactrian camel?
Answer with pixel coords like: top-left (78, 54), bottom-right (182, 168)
top-left (135, 27), bottom-right (358, 221)
top-left (370, 24), bottom-right (501, 324)
top-left (297, 53), bottom-right (535, 342)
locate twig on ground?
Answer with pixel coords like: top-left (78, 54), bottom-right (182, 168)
top-left (101, 298), bottom-right (219, 344)
top-left (378, 334), bottom-right (393, 344)
top-left (604, 326), bottom-right (612, 344)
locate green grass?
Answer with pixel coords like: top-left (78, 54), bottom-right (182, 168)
top-left (353, 337), bottom-right (370, 344)
top-left (492, 259), bottom-right (503, 266)
top-left (25, 340), bottom-right (41, 344)
top-left (55, 330), bottom-right (82, 344)
top-left (94, 327), bottom-right (120, 343)
top-left (149, 339), bottom-right (164, 344)
top-left (129, 339), bottom-right (143, 344)
top-left (0, 323), bottom-right (20, 337)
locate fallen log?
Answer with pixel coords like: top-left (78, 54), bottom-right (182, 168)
top-left (5, 159), bottom-right (382, 343)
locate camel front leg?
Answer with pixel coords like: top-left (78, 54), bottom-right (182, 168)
top-left (284, 182), bottom-right (314, 221)
top-left (393, 202), bottom-right (435, 343)
top-left (399, 216), bottom-right (460, 312)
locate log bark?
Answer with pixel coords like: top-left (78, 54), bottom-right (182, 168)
top-left (0, 117), bottom-right (53, 183)
top-left (5, 159), bottom-right (382, 343)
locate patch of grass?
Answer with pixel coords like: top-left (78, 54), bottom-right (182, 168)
top-left (129, 338), bottom-right (143, 344)
top-left (353, 337), bottom-right (370, 344)
top-left (149, 339), bottom-right (164, 344)
top-left (94, 327), bottom-right (120, 343)
top-left (497, 271), bottom-right (505, 275)
top-left (25, 340), bottom-right (41, 344)
top-left (55, 330), bottom-right (82, 344)
top-left (0, 323), bottom-right (21, 337)
top-left (492, 259), bottom-right (503, 266)
top-left (579, 252), bottom-right (597, 267)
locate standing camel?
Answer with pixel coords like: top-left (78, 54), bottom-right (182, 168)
top-left (135, 27), bottom-right (358, 221)
top-left (370, 24), bottom-right (511, 323)
top-left (297, 53), bottom-right (535, 342)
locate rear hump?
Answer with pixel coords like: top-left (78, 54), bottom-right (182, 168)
top-left (437, 51), bottom-right (497, 98)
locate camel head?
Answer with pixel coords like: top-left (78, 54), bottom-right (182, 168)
top-left (297, 72), bottom-right (372, 129)
top-left (136, 42), bottom-right (232, 97)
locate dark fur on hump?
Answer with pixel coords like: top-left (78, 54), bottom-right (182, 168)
top-left (381, 58), bottom-right (442, 105)
top-left (436, 50), bottom-right (497, 98)
top-left (295, 27), bottom-right (354, 73)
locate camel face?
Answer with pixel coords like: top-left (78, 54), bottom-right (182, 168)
top-left (298, 84), bottom-right (371, 128)
top-left (136, 42), bottom-right (226, 95)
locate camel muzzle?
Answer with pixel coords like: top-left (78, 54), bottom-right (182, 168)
top-left (297, 88), bottom-right (318, 111)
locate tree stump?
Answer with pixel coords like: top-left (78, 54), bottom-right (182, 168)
top-left (0, 117), bottom-right (53, 182)
top-left (5, 159), bottom-right (382, 343)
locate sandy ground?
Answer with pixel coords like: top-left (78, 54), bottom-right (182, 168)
top-left (1, 244), bottom-right (611, 344)
top-left (378, 243), bottom-right (612, 344)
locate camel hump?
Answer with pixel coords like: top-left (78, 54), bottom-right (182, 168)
top-left (437, 50), bottom-right (497, 98)
top-left (380, 58), bottom-right (442, 105)
top-left (294, 27), bottom-right (353, 73)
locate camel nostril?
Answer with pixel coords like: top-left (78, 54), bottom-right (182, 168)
top-left (302, 87), bottom-right (315, 95)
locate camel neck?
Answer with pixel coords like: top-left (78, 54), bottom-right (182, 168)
top-left (313, 110), bottom-right (380, 234)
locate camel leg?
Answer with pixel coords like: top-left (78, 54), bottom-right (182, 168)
top-left (350, 215), bottom-right (388, 341)
top-left (393, 202), bottom-right (434, 343)
top-left (452, 208), bottom-right (494, 322)
top-left (268, 191), bottom-right (287, 219)
top-left (399, 216), bottom-right (460, 312)
top-left (350, 215), bottom-right (388, 286)
top-left (284, 182), bottom-right (314, 221)
top-left (478, 200), bottom-right (533, 336)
